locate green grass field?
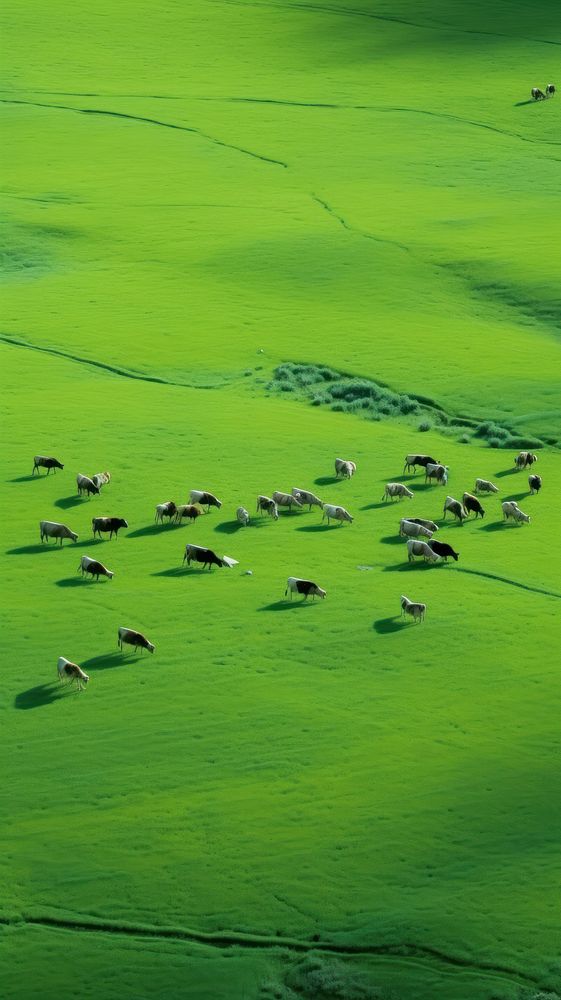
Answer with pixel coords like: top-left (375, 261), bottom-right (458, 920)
top-left (2, 3), bottom-right (561, 998)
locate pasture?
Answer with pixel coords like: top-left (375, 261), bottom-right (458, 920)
top-left (2, 1), bottom-right (561, 998)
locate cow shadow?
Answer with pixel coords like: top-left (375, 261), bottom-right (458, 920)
top-left (495, 468), bottom-right (518, 478)
top-left (151, 566), bottom-right (187, 577)
top-left (56, 577), bottom-right (90, 587)
top-left (14, 683), bottom-right (64, 710)
top-left (214, 519), bottom-right (270, 534)
top-left (127, 523), bottom-right (177, 538)
top-left (54, 495), bottom-right (86, 509)
top-left (382, 562), bottom-right (443, 572)
top-left (503, 491), bottom-right (530, 503)
top-left (9, 474), bottom-right (42, 482)
top-left (481, 521), bottom-right (509, 531)
top-left (81, 652), bottom-right (128, 671)
top-left (379, 535), bottom-right (405, 545)
top-left (372, 616), bottom-right (408, 634)
top-left (296, 523), bottom-right (340, 532)
top-left (514, 99), bottom-right (536, 106)
top-left (314, 476), bottom-right (340, 486)
top-left (258, 600), bottom-right (313, 611)
top-left (361, 501), bottom-right (391, 511)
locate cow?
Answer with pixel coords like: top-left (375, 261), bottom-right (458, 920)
top-left (33, 456), bottom-right (64, 476)
top-left (40, 520), bottom-right (78, 545)
top-left (78, 555), bottom-right (114, 580)
top-left (189, 490), bottom-right (222, 511)
top-left (406, 539), bottom-right (441, 563)
top-left (92, 471), bottom-right (111, 490)
top-left (57, 656), bottom-right (89, 691)
top-left (462, 492), bottom-right (485, 519)
top-left (515, 452), bottom-right (538, 470)
top-left (529, 474), bottom-right (542, 494)
top-left (77, 473), bottom-right (100, 497)
top-left (292, 487), bottom-right (323, 510)
top-left (92, 516), bottom-right (128, 539)
top-left (285, 577), bottom-right (327, 601)
top-left (256, 495), bottom-right (279, 520)
top-left (502, 501), bottom-right (531, 524)
top-left (532, 87), bottom-right (546, 100)
top-left (118, 626), bottom-right (155, 654)
top-left (335, 458), bottom-right (356, 479)
top-left (322, 504), bottom-right (353, 525)
top-left (403, 454), bottom-right (438, 473)
top-left (155, 501), bottom-right (177, 523)
top-left (474, 478), bottom-right (499, 494)
top-left (546, 83), bottom-right (556, 97)
top-left (425, 463), bottom-right (448, 485)
top-left (428, 539), bottom-right (459, 562)
top-left (183, 543), bottom-right (238, 570)
top-left (443, 496), bottom-right (467, 523)
top-left (382, 483), bottom-right (414, 501)
top-left (399, 519), bottom-right (433, 539)
top-left (236, 506), bottom-right (250, 526)
top-left (272, 490), bottom-right (303, 511)
top-left (400, 594), bottom-right (426, 623)
top-left (406, 517), bottom-right (439, 533)
top-left (174, 504), bottom-right (202, 524)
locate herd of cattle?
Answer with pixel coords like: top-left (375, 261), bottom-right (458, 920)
top-left (32, 448), bottom-right (542, 687)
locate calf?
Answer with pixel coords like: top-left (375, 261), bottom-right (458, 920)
top-left (92, 516), bottom-right (128, 539)
top-left (322, 504), bottom-right (353, 525)
top-left (57, 657), bottom-right (89, 691)
top-left (183, 543), bottom-right (238, 570)
top-left (118, 626), bottom-right (155, 654)
top-left (236, 506), bottom-right (250, 526)
top-left (443, 496), bottom-right (467, 523)
top-left (292, 488), bottom-right (323, 510)
top-left (403, 454), bottom-right (438, 473)
top-left (285, 577), bottom-right (327, 601)
top-left (155, 501), bottom-right (177, 523)
top-left (529, 475), bottom-right (542, 494)
top-left (77, 473), bottom-right (100, 497)
top-left (382, 483), bottom-right (414, 501)
top-left (474, 478), bottom-right (499, 494)
top-left (78, 555), bottom-right (114, 580)
top-left (40, 520), bottom-right (78, 545)
top-left (256, 495), bottom-right (279, 520)
top-left (427, 539), bottom-right (459, 562)
top-left (400, 594), bottom-right (426, 623)
top-left (33, 456), bottom-right (64, 476)
top-left (406, 540), bottom-right (440, 564)
top-left (462, 492), bottom-right (485, 519)
top-left (189, 490), bottom-right (222, 511)
top-left (174, 504), bottom-right (202, 524)
top-left (272, 490), bottom-right (303, 511)
top-left (399, 519), bottom-right (433, 539)
top-left (335, 458), bottom-right (356, 479)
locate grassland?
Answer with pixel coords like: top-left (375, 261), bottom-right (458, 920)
top-left (2, 2), bottom-right (561, 998)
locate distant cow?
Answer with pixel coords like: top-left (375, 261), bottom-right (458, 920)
top-left (78, 554), bottom-right (114, 580)
top-left (285, 577), bottom-right (327, 601)
top-left (462, 492), bottom-right (485, 519)
top-left (515, 452), bottom-right (538, 470)
top-left (174, 504), bottom-right (202, 524)
top-left (502, 501), bottom-right (531, 524)
top-left (92, 471), bottom-right (111, 489)
top-left (155, 501), bottom-right (177, 523)
top-left (40, 520), bottom-right (78, 545)
top-left (256, 495), bottom-right (279, 520)
top-left (532, 87), bottom-right (546, 100)
top-left (546, 83), bottom-right (556, 97)
top-left (92, 516), bottom-right (128, 539)
top-left (118, 626), bottom-right (155, 654)
top-left (77, 473), bottom-right (100, 497)
top-left (335, 458), bottom-right (356, 479)
top-left (322, 504), bottom-right (353, 525)
top-left (272, 490), bottom-right (303, 511)
top-left (406, 517), bottom-right (439, 533)
top-left (33, 456), bottom-right (64, 476)
top-left (425, 463), bottom-right (448, 485)
top-left (399, 519), bottom-right (432, 539)
top-left (529, 474), bottom-right (542, 494)
top-left (400, 594), bottom-right (426, 623)
top-left (443, 496), bottom-right (467, 523)
top-left (382, 483), bottom-right (414, 501)
top-left (189, 490), bottom-right (222, 511)
top-left (403, 454), bottom-right (438, 473)
top-left (428, 539), bottom-right (459, 562)
top-left (474, 478), bottom-right (499, 494)
top-left (406, 539), bottom-right (440, 564)
top-left (292, 488), bottom-right (323, 510)
top-left (236, 506), bottom-right (250, 526)
top-left (57, 656), bottom-right (89, 691)
top-left (183, 543), bottom-right (238, 570)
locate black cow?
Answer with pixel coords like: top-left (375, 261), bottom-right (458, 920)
top-left (532, 87), bottom-right (546, 100)
top-left (428, 540), bottom-right (459, 562)
top-left (403, 454), bottom-right (438, 473)
top-left (33, 455), bottom-right (64, 475)
top-left (529, 475), bottom-right (542, 494)
top-left (92, 516), bottom-right (128, 539)
top-left (462, 493), bottom-right (485, 519)
top-left (183, 544), bottom-right (226, 570)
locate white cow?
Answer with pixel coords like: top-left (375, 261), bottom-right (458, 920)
top-left (400, 595), bottom-right (426, 623)
top-left (502, 501), bottom-right (531, 524)
top-left (256, 495), bottom-right (279, 520)
top-left (474, 478), bottom-right (499, 494)
top-left (322, 504), bottom-right (353, 525)
top-left (292, 488), bottom-right (323, 510)
top-left (92, 471), bottom-right (111, 489)
top-left (335, 458), bottom-right (356, 479)
top-left (443, 496), bottom-right (467, 523)
top-left (399, 519), bottom-right (433, 539)
top-left (382, 483), bottom-right (414, 501)
top-left (57, 657), bottom-right (89, 691)
top-left (406, 540), bottom-right (441, 563)
top-left (272, 490), bottom-right (303, 511)
top-left (425, 463), bottom-right (448, 485)
top-left (39, 521), bottom-right (78, 545)
top-left (236, 506), bottom-right (250, 526)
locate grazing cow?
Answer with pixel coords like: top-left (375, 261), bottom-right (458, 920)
top-left (256, 495), bottom-right (279, 520)
top-left (78, 554), bottom-right (114, 580)
top-left (183, 543), bottom-right (238, 570)
top-left (236, 506), bottom-right (250, 526)
top-left (529, 474), bottom-right (542, 494)
top-left (118, 626), bottom-right (155, 654)
top-left (155, 501), bottom-right (177, 523)
top-left (428, 539), bottom-right (459, 562)
top-left (33, 456), bottom-right (64, 476)
top-left (502, 501), bottom-right (531, 524)
top-left (403, 454), bottom-right (438, 473)
top-left (462, 492), bottom-right (485, 519)
top-left (292, 487), bottom-right (323, 510)
top-left (532, 87), bottom-right (546, 100)
top-left (546, 83), bottom-right (556, 97)
top-left (322, 504), bottom-right (353, 525)
top-left (174, 504), bottom-right (202, 524)
top-left (406, 539), bottom-right (441, 564)
top-left (399, 519), bottom-right (433, 539)
top-left (92, 471), bottom-right (111, 489)
top-left (425, 463), bottom-right (448, 485)
top-left (57, 656), bottom-right (89, 691)
top-left (335, 458), bottom-right (356, 479)
top-left (285, 577), bottom-right (327, 601)
top-left (474, 478), bottom-right (499, 494)
top-left (406, 517), bottom-right (439, 533)
top-left (189, 490), bottom-right (222, 511)
top-left (443, 496), bottom-right (467, 523)
top-left (400, 594), bottom-right (426, 623)
top-left (77, 473), bottom-right (100, 497)
top-left (515, 451), bottom-right (538, 470)
top-left (272, 490), bottom-right (303, 511)
top-left (40, 520), bottom-right (78, 545)
top-left (382, 482), bottom-right (414, 501)
top-left (92, 516), bottom-right (128, 539)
